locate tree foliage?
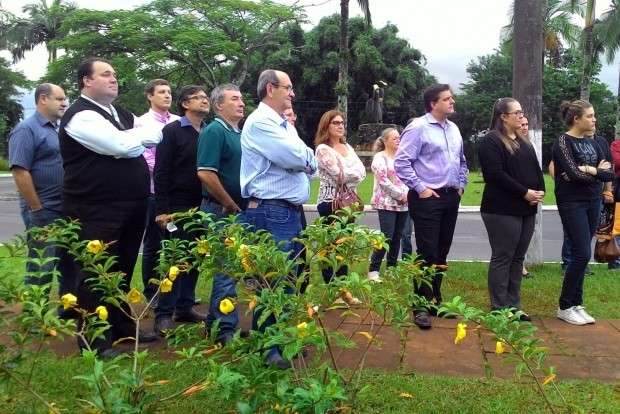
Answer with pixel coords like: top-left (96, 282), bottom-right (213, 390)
top-left (0, 58), bottom-right (30, 157)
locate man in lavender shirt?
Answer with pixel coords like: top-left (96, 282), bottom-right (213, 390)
top-left (394, 84), bottom-right (468, 329)
top-left (138, 79), bottom-right (179, 302)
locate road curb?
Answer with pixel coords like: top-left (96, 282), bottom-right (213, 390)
top-left (302, 204), bottom-right (559, 212)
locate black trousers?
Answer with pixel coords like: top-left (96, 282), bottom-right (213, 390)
top-left (63, 199), bottom-right (147, 350)
top-left (408, 188), bottom-right (460, 305)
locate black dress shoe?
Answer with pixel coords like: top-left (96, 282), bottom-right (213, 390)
top-left (412, 310), bottom-right (432, 329)
top-left (138, 330), bottom-right (159, 342)
top-left (98, 348), bottom-right (122, 359)
top-left (154, 317), bottom-right (174, 337)
top-left (518, 313), bottom-right (532, 322)
top-left (174, 308), bottom-right (207, 323)
top-left (265, 351), bottom-right (291, 370)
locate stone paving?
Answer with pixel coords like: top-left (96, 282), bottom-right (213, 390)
top-left (35, 304), bottom-right (620, 382)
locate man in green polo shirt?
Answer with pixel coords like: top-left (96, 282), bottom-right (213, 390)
top-left (197, 83), bottom-right (245, 344)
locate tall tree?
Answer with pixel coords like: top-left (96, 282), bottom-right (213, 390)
top-left (579, 0), bottom-right (597, 100)
top-left (595, 0), bottom-right (620, 136)
top-left (0, 0), bottom-right (77, 63)
top-left (0, 57), bottom-right (29, 157)
top-left (513, 0), bottom-right (545, 264)
top-left (337, 0), bottom-right (371, 124)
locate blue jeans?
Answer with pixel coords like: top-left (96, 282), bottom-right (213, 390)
top-left (401, 215), bottom-right (413, 257)
top-left (155, 208), bottom-right (198, 319)
top-left (561, 200), bottom-right (602, 270)
top-left (557, 198), bottom-right (600, 310)
top-left (201, 199), bottom-right (239, 336)
top-left (240, 199), bottom-right (302, 357)
top-left (20, 205), bottom-right (65, 289)
top-left (141, 194), bottom-right (163, 299)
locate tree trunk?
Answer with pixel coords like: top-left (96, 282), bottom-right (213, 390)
top-left (580, 0), bottom-right (596, 101)
top-left (337, 0), bottom-right (349, 126)
top-left (514, 0), bottom-right (545, 266)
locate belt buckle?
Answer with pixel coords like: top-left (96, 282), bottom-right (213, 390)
top-left (248, 200), bottom-right (259, 209)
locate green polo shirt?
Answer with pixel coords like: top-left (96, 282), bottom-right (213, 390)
top-left (196, 116), bottom-right (242, 204)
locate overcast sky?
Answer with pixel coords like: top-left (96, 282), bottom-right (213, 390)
top-left (3, 0), bottom-right (619, 97)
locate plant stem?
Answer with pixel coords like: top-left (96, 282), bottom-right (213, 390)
top-left (316, 313), bottom-right (341, 376)
top-left (1, 367), bottom-right (61, 413)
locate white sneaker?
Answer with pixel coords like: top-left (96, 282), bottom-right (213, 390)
top-left (557, 307), bottom-right (587, 325)
top-left (573, 306), bottom-right (596, 324)
top-left (367, 271), bottom-right (382, 282)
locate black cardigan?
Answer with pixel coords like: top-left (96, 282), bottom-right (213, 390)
top-left (479, 131), bottom-right (545, 216)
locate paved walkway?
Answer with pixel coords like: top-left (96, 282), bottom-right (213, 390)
top-left (32, 305), bottom-right (620, 382)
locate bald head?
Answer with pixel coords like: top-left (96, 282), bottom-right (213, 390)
top-left (35, 83), bottom-right (67, 123)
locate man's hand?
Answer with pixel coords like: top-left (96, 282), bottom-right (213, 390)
top-left (222, 203), bottom-right (242, 215)
top-left (155, 214), bottom-right (172, 229)
top-left (457, 188), bottom-right (464, 197)
top-left (419, 188), bottom-right (439, 199)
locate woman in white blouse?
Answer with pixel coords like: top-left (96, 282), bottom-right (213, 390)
top-left (314, 110), bottom-right (366, 303)
top-left (368, 128), bottom-right (409, 282)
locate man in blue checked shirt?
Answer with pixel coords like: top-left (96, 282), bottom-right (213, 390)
top-left (240, 69), bottom-right (317, 369)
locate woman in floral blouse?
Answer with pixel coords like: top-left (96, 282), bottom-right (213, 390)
top-left (315, 109), bottom-right (366, 304)
top-left (368, 128), bottom-right (409, 282)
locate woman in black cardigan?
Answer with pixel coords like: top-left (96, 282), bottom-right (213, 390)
top-left (479, 98), bottom-right (545, 319)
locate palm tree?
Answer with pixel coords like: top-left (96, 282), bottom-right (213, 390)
top-left (0, 0), bottom-right (76, 63)
top-left (579, 0), bottom-right (596, 101)
top-left (594, 0), bottom-right (620, 136)
top-left (337, 0), bottom-right (371, 124)
top-left (501, 0), bottom-right (583, 67)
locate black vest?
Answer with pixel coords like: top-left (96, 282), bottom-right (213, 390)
top-left (59, 97), bottom-right (149, 204)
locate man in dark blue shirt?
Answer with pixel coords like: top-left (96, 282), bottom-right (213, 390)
top-left (9, 83), bottom-right (67, 289)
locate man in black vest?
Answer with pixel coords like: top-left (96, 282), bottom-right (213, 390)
top-left (59, 57), bottom-right (159, 357)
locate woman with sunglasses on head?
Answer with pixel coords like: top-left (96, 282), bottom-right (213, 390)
top-left (479, 98), bottom-right (544, 321)
top-left (553, 100), bottom-right (613, 325)
top-left (368, 127), bottom-right (409, 282)
top-left (314, 110), bottom-right (366, 303)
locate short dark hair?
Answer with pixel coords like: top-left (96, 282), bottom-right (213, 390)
top-left (257, 69), bottom-right (279, 101)
top-left (144, 79), bottom-right (170, 97)
top-left (77, 57), bottom-right (112, 90)
top-left (34, 83), bottom-right (53, 104)
top-left (423, 83), bottom-right (451, 112)
top-left (177, 85), bottom-right (206, 115)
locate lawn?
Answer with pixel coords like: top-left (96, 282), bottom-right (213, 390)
top-left (310, 171), bottom-right (557, 206)
top-left (1, 248), bottom-right (618, 413)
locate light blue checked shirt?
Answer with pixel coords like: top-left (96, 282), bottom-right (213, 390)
top-left (240, 102), bottom-right (317, 205)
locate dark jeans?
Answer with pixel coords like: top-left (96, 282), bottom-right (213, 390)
top-left (317, 201), bottom-right (349, 282)
top-left (141, 194), bottom-right (163, 299)
top-left (369, 209), bottom-right (409, 272)
top-left (408, 188), bottom-right (460, 305)
top-left (240, 199), bottom-right (302, 357)
top-left (201, 199), bottom-right (239, 336)
top-left (557, 198), bottom-right (600, 310)
top-left (401, 215), bottom-right (413, 257)
top-left (561, 200), bottom-right (602, 269)
top-left (20, 205), bottom-right (66, 290)
top-left (155, 204), bottom-right (200, 320)
top-left (481, 213), bottom-right (535, 310)
top-left (62, 199), bottom-right (147, 351)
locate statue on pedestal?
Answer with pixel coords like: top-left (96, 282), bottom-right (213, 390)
top-left (365, 81), bottom-right (387, 123)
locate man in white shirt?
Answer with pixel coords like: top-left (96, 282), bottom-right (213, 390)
top-left (137, 79), bottom-right (179, 302)
top-left (59, 57), bottom-right (160, 358)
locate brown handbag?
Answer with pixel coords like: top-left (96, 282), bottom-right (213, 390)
top-left (331, 154), bottom-right (364, 213)
top-left (594, 204), bottom-right (620, 262)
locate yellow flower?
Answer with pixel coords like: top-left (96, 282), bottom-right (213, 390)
top-left (336, 255), bottom-right (344, 262)
top-left (168, 265), bottom-right (180, 281)
top-left (196, 239), bottom-right (210, 255)
top-left (86, 239), bottom-right (104, 254)
top-left (224, 237), bottom-right (236, 248)
top-left (454, 322), bottom-right (467, 344)
top-left (317, 249), bottom-right (327, 257)
top-left (241, 256), bottom-right (253, 273)
top-left (297, 321), bottom-right (308, 337)
top-left (95, 305), bottom-right (108, 321)
top-left (160, 278), bottom-right (173, 293)
top-left (248, 297), bottom-right (258, 311)
top-left (46, 328), bottom-right (57, 337)
top-left (60, 293), bottom-right (78, 310)
top-left (542, 373), bottom-right (556, 386)
top-left (495, 341), bottom-right (505, 355)
top-left (127, 288), bottom-right (143, 304)
top-left (219, 298), bottom-right (235, 314)
top-left (237, 243), bottom-right (250, 257)
top-left (371, 238), bottom-right (383, 250)
top-left (335, 237), bottom-right (350, 245)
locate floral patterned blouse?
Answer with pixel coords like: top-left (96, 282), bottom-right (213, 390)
top-left (371, 151), bottom-right (409, 211)
top-left (315, 143), bottom-right (366, 204)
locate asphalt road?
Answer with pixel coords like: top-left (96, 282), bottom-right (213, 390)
top-left (0, 176), bottom-right (563, 261)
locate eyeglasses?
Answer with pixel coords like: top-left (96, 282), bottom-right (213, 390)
top-left (271, 83), bottom-right (294, 93)
top-left (330, 120), bottom-right (345, 126)
top-left (186, 95), bottom-right (209, 101)
top-left (506, 110), bottom-right (524, 117)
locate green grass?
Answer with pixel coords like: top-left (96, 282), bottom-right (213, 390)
top-left (2, 251), bottom-right (618, 413)
top-left (0, 157), bottom-right (9, 171)
top-left (310, 172), bottom-right (556, 206)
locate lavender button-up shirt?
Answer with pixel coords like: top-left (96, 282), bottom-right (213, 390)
top-left (394, 113), bottom-right (468, 194)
